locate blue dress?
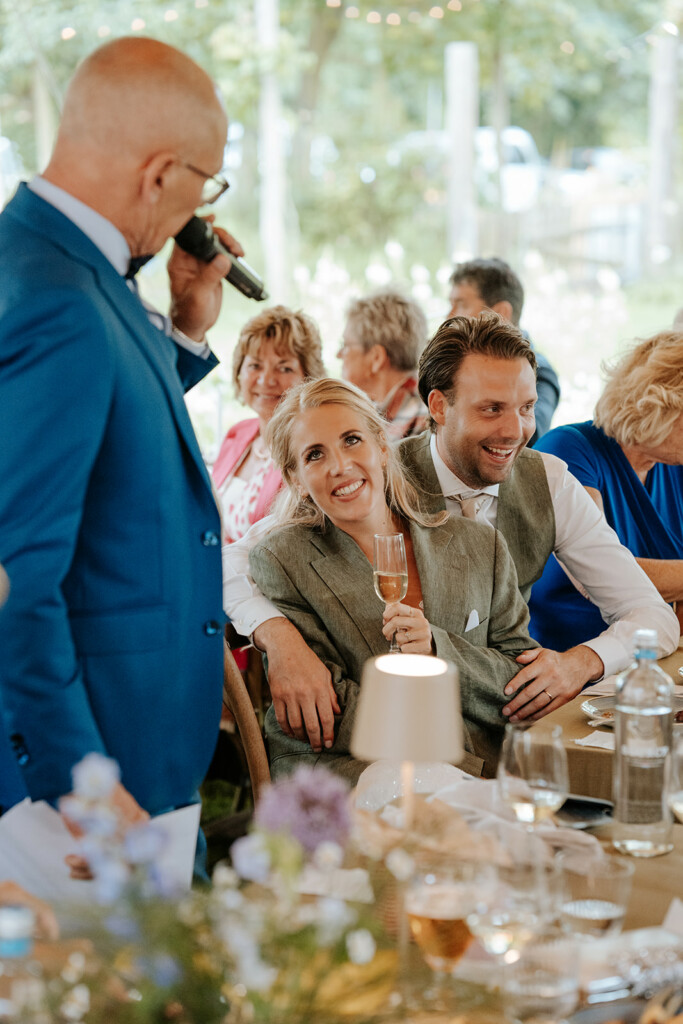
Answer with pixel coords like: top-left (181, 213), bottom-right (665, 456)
top-left (529, 421), bottom-right (683, 651)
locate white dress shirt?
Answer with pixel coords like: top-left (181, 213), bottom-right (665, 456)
top-left (222, 438), bottom-right (679, 677)
top-left (28, 176), bottom-right (209, 359)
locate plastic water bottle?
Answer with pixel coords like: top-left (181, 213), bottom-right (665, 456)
top-left (0, 906), bottom-right (46, 1022)
top-left (613, 628), bottom-right (674, 857)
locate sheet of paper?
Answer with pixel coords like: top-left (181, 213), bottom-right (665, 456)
top-left (0, 799), bottom-right (200, 903)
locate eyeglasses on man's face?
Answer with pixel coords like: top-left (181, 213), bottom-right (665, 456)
top-left (180, 160), bottom-right (230, 205)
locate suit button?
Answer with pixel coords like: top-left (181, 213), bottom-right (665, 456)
top-left (10, 733), bottom-right (30, 766)
top-left (201, 530), bottom-right (219, 547)
top-left (203, 620), bottom-right (221, 636)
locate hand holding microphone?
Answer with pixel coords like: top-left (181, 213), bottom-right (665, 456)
top-left (174, 216), bottom-right (268, 301)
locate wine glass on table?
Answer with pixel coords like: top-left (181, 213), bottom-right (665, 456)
top-left (405, 855), bottom-right (494, 1010)
top-left (373, 534), bottom-right (408, 653)
top-left (497, 723), bottom-right (569, 830)
top-left (466, 859), bottom-right (557, 965)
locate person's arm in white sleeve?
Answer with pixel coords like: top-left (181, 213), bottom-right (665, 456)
top-left (503, 453), bottom-right (678, 722)
top-left (222, 515), bottom-right (283, 637)
top-left (222, 516), bottom-right (341, 752)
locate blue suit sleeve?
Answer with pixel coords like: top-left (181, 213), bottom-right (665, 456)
top-left (0, 290), bottom-right (114, 800)
top-left (530, 352), bottom-right (561, 445)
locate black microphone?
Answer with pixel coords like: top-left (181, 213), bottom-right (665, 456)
top-left (174, 216), bottom-right (268, 302)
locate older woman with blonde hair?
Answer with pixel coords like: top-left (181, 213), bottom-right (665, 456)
top-left (249, 378), bottom-right (538, 782)
top-left (212, 305), bottom-right (325, 543)
top-left (530, 329), bottom-right (683, 649)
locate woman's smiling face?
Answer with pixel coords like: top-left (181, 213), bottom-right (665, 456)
top-left (291, 403), bottom-right (388, 530)
top-left (238, 340), bottom-right (305, 422)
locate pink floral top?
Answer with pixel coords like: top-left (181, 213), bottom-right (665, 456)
top-left (219, 451), bottom-right (275, 543)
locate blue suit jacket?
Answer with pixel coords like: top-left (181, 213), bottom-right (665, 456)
top-left (0, 184), bottom-right (224, 815)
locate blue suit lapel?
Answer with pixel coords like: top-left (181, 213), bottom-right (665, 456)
top-left (7, 184), bottom-right (213, 495)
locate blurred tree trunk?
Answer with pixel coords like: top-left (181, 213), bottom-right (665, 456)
top-left (291, 5), bottom-right (343, 189)
top-left (647, 27), bottom-right (678, 269)
top-left (256, 0), bottom-right (288, 300)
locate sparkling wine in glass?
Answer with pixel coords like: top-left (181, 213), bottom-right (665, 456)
top-left (406, 856), bottom-right (488, 1009)
top-left (497, 723), bottom-right (569, 829)
top-left (373, 533), bottom-right (408, 652)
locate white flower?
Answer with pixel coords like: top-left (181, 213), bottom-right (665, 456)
top-left (230, 833), bottom-right (271, 883)
top-left (313, 841), bottom-right (344, 871)
top-left (60, 952), bottom-right (86, 985)
top-left (238, 955), bottom-right (278, 993)
top-left (60, 984), bottom-right (91, 1021)
top-left (71, 753), bottom-right (120, 800)
top-left (212, 862), bottom-right (239, 888)
top-left (214, 888), bottom-right (244, 912)
top-left (315, 897), bottom-right (356, 945)
top-left (385, 847), bottom-right (414, 881)
top-left (346, 928), bottom-right (376, 965)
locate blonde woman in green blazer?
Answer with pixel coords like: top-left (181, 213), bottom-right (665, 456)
top-left (250, 379), bottom-right (538, 783)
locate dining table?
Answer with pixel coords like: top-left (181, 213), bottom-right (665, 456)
top-left (532, 644), bottom-right (683, 802)
top-left (527, 642), bottom-right (683, 933)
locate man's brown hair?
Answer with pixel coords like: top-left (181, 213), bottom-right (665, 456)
top-left (418, 311), bottom-right (537, 428)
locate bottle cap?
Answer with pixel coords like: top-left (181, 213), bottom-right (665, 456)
top-left (0, 905), bottom-right (34, 941)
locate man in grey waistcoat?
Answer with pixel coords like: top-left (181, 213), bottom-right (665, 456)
top-left (221, 314), bottom-right (678, 750)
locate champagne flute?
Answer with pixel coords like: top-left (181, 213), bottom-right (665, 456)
top-left (497, 723), bottom-right (569, 829)
top-left (373, 534), bottom-right (408, 653)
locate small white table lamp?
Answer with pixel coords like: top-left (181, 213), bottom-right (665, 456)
top-left (350, 653), bottom-right (464, 830)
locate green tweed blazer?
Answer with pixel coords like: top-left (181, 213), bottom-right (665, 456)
top-left (250, 515), bottom-right (539, 782)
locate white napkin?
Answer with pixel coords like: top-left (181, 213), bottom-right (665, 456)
top-left (663, 897), bottom-right (683, 938)
top-left (429, 778), bottom-right (601, 858)
top-left (575, 731), bottom-right (616, 751)
top-left (583, 674), bottom-right (683, 697)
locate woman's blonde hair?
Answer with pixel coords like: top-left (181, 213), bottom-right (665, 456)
top-left (265, 378), bottom-right (447, 529)
top-left (594, 330), bottom-right (683, 447)
top-left (232, 305), bottom-right (326, 398)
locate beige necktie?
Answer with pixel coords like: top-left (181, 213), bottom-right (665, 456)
top-left (456, 495), bottom-right (486, 520)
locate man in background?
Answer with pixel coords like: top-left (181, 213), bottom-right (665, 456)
top-left (448, 257), bottom-right (560, 444)
top-left (337, 288), bottom-right (428, 439)
top-left (0, 37), bottom-right (237, 832)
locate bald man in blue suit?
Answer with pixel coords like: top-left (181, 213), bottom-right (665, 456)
top-left (0, 37), bottom-right (238, 828)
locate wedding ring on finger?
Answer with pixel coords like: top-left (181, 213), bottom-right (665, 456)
top-left (544, 689), bottom-right (553, 702)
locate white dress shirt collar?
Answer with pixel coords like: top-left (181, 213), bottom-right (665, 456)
top-left (28, 176), bottom-right (131, 276)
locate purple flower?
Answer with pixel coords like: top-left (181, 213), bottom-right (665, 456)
top-left (254, 767), bottom-right (351, 854)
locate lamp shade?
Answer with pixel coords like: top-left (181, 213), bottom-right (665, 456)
top-left (350, 654), bottom-right (464, 764)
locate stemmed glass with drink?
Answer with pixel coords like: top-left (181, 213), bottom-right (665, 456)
top-left (373, 534), bottom-right (408, 653)
top-left (405, 855), bottom-right (493, 1009)
top-left (497, 723), bottom-right (569, 829)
